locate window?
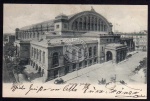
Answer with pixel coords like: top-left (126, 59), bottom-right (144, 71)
top-left (56, 25), bottom-right (59, 29)
top-left (94, 58), bottom-right (97, 63)
top-left (84, 48), bottom-right (87, 59)
top-left (34, 48), bottom-right (36, 59)
top-left (75, 21), bottom-right (78, 30)
top-left (52, 52), bottom-right (59, 67)
top-left (33, 33), bottom-right (35, 38)
top-left (37, 49), bottom-right (38, 59)
top-left (73, 64), bottom-right (76, 70)
top-left (37, 33), bottom-right (39, 39)
top-left (102, 47), bottom-right (104, 51)
top-left (32, 47), bottom-right (33, 57)
top-left (89, 60), bottom-right (92, 66)
top-left (110, 39), bottom-right (111, 42)
top-left (94, 46), bottom-right (97, 56)
top-left (89, 47), bottom-right (92, 58)
top-left (72, 49), bottom-right (76, 61)
top-left (79, 22), bottom-right (82, 30)
top-left (78, 49), bottom-right (82, 59)
top-left (101, 22), bottom-right (103, 31)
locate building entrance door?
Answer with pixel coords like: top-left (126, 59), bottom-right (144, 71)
top-left (73, 64), bottom-right (76, 70)
top-left (106, 51), bottom-right (113, 61)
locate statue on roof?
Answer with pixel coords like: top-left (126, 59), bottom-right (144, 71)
top-left (91, 6), bottom-right (95, 12)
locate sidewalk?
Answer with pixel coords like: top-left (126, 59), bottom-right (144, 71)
top-left (46, 61), bottom-right (112, 84)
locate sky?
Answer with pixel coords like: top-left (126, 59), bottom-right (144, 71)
top-left (3, 4), bottom-right (148, 34)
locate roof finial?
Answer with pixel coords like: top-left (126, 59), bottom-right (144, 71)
top-left (91, 6), bottom-right (95, 12)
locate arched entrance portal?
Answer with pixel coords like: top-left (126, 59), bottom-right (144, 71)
top-left (106, 51), bottom-right (113, 61)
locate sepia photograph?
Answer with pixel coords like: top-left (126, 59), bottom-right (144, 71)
top-left (3, 4), bottom-right (147, 99)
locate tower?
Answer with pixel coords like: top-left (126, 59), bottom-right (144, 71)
top-left (54, 13), bottom-right (69, 35)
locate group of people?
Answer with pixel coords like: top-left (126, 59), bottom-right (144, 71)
top-left (99, 78), bottom-right (106, 84)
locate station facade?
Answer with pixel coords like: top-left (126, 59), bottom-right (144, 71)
top-left (14, 8), bottom-right (134, 82)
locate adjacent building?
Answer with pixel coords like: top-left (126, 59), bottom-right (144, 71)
top-left (120, 31), bottom-right (147, 51)
top-left (3, 34), bottom-right (15, 45)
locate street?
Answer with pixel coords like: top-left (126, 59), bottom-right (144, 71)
top-left (46, 51), bottom-right (147, 84)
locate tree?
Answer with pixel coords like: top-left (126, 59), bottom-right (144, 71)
top-left (4, 42), bottom-right (16, 57)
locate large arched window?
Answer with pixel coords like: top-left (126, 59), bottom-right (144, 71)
top-left (104, 25), bottom-right (107, 31)
top-left (37, 49), bottom-right (38, 59)
top-left (92, 17), bottom-right (94, 31)
top-left (52, 52), bottom-right (59, 67)
top-left (83, 17), bottom-right (86, 30)
top-left (94, 46), bottom-right (97, 56)
top-left (89, 47), bottom-right (92, 58)
top-left (39, 50), bottom-right (41, 61)
top-left (99, 20), bottom-right (101, 31)
top-left (79, 18), bottom-right (82, 30)
top-left (78, 49), bottom-right (82, 60)
top-left (34, 48), bottom-right (36, 58)
top-left (101, 22), bottom-right (104, 31)
top-left (75, 21), bottom-right (78, 30)
top-left (72, 49), bottom-right (76, 61)
top-left (88, 17), bottom-right (90, 30)
top-left (32, 47), bottom-right (33, 57)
